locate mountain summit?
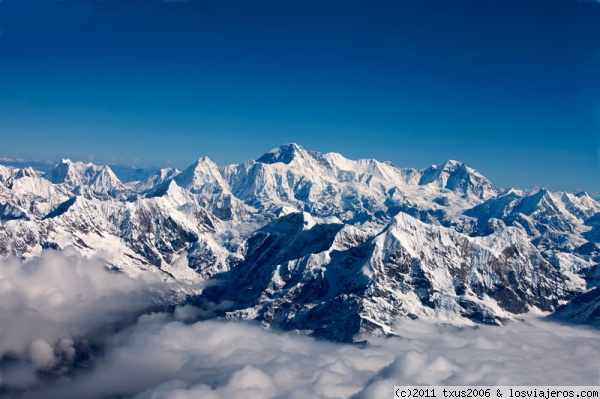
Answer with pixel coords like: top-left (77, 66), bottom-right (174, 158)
top-left (418, 160), bottom-right (497, 199)
top-left (257, 143), bottom-right (310, 164)
top-left (43, 159), bottom-right (126, 199)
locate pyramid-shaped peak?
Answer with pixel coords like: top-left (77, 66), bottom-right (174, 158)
top-left (87, 165), bottom-right (124, 191)
top-left (278, 143), bottom-right (304, 152)
top-left (534, 187), bottom-right (551, 197)
top-left (175, 156), bottom-right (229, 193)
top-left (443, 159), bottom-right (463, 166)
top-left (148, 178), bottom-right (188, 199)
top-left (257, 143), bottom-right (309, 165)
top-left (517, 188), bottom-right (554, 208)
top-left (183, 156), bottom-right (221, 175)
top-left (422, 159), bottom-right (487, 179)
top-left (195, 155), bottom-right (215, 164)
top-left (505, 188), bottom-right (525, 197)
top-left (418, 159), bottom-right (497, 199)
top-left (441, 159), bottom-right (465, 170)
top-left (186, 156), bottom-right (222, 175)
top-left (95, 164), bottom-right (120, 178)
top-left (428, 160), bottom-right (474, 176)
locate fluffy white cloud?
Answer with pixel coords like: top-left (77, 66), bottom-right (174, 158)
top-left (28, 340), bottom-right (57, 370)
top-left (0, 248), bottom-right (181, 390)
top-left (21, 313), bottom-right (600, 399)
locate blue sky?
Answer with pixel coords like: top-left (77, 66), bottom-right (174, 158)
top-left (0, 0), bottom-right (599, 192)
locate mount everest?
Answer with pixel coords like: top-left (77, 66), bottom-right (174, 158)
top-left (0, 144), bottom-right (598, 341)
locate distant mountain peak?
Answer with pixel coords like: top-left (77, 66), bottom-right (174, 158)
top-left (175, 155), bottom-right (229, 194)
top-left (44, 159), bottom-right (84, 185)
top-left (257, 143), bottom-right (308, 165)
top-left (41, 159), bottom-right (125, 199)
top-left (537, 187), bottom-right (550, 194)
top-left (195, 155), bottom-right (213, 164)
top-left (13, 167), bottom-right (37, 179)
top-left (418, 159), bottom-right (496, 199)
top-left (135, 168), bottom-right (181, 194)
top-left (441, 159), bottom-right (463, 169)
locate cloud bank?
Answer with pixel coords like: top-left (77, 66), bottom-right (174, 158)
top-left (21, 314), bottom-right (600, 399)
top-left (0, 248), bottom-right (180, 394)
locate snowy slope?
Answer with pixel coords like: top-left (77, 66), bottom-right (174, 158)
top-left (203, 211), bottom-right (568, 341)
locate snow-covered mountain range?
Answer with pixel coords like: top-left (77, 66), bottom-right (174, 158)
top-left (1, 144), bottom-right (598, 340)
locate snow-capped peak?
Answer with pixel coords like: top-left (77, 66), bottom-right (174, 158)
top-left (419, 159), bottom-right (496, 199)
top-left (441, 159), bottom-right (462, 169)
top-left (257, 143), bottom-right (314, 165)
top-left (174, 156), bottom-right (230, 194)
top-left (135, 168), bottom-right (181, 193)
top-left (42, 159), bottom-right (125, 199)
top-left (44, 159), bottom-right (95, 185)
top-left (13, 167), bottom-right (37, 179)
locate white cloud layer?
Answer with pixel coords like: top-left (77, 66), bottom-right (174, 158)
top-left (1, 250), bottom-right (598, 398)
top-left (0, 248), bottom-right (178, 392)
top-left (21, 314), bottom-right (600, 399)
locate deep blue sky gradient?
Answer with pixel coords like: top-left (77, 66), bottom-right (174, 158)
top-left (0, 0), bottom-right (599, 192)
